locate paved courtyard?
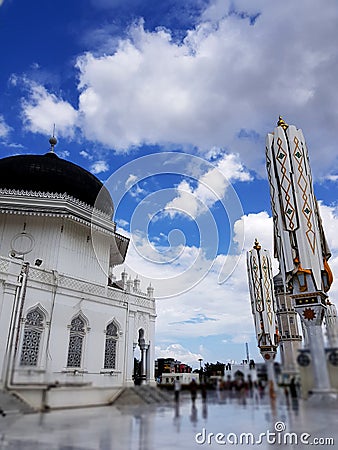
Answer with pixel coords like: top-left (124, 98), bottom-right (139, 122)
top-left (0, 390), bottom-right (336, 449)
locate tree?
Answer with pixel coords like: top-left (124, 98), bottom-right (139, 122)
top-left (203, 361), bottom-right (225, 378)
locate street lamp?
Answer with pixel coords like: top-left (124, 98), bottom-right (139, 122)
top-left (198, 358), bottom-right (203, 383)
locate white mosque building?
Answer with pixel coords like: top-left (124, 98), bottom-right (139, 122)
top-left (0, 138), bottom-right (156, 410)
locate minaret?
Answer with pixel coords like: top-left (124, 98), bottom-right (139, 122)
top-left (147, 283), bottom-right (154, 299)
top-left (247, 239), bottom-right (279, 392)
top-left (266, 116), bottom-right (334, 399)
top-left (273, 271), bottom-right (302, 381)
top-left (121, 268), bottom-right (128, 289)
top-left (133, 275), bottom-right (141, 292)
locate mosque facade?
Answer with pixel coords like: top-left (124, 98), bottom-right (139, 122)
top-left (0, 140), bottom-right (156, 410)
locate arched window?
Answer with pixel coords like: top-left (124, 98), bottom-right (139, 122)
top-left (20, 307), bottom-right (45, 366)
top-left (104, 322), bottom-right (119, 369)
top-left (67, 315), bottom-right (86, 368)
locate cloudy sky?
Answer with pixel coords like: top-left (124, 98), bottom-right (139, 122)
top-left (1, 0), bottom-right (338, 368)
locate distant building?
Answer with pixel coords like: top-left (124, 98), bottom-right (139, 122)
top-left (224, 360), bottom-right (258, 383)
top-left (155, 358), bottom-right (192, 379)
top-left (160, 372), bottom-right (196, 385)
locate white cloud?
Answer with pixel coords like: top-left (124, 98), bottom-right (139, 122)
top-left (57, 150), bottom-right (70, 159)
top-left (322, 175), bottom-right (338, 183)
top-left (165, 153), bottom-right (251, 218)
top-left (231, 334), bottom-right (252, 344)
top-left (124, 173), bottom-right (147, 198)
top-left (0, 115), bottom-right (12, 138)
top-left (234, 211), bottom-right (274, 254)
top-left (155, 344), bottom-right (203, 366)
top-left (317, 203), bottom-right (338, 303)
top-left (114, 202), bottom-right (338, 361)
top-left (21, 80), bottom-right (78, 138)
top-left (164, 179), bottom-right (199, 218)
top-left (125, 174), bottom-right (138, 189)
top-left (90, 160), bottom-right (109, 174)
top-left (205, 147), bottom-right (224, 161)
top-left (72, 2), bottom-right (338, 175)
top-left (114, 207), bottom-right (275, 343)
top-left (16, 2), bottom-right (338, 176)
top-left (319, 202), bottom-right (338, 252)
top-left (6, 142), bottom-right (24, 149)
top-left (80, 150), bottom-right (94, 160)
top-left (116, 218), bottom-right (129, 229)
top-left (129, 183), bottom-right (146, 198)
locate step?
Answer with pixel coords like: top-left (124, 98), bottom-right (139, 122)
top-left (0, 390), bottom-right (35, 415)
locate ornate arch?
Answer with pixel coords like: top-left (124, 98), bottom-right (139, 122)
top-left (103, 319), bottom-right (120, 369)
top-left (68, 311), bottom-right (90, 330)
top-left (134, 312), bottom-right (149, 342)
top-left (19, 305), bottom-right (47, 367)
top-left (66, 312), bottom-right (89, 368)
top-left (24, 303), bottom-right (49, 323)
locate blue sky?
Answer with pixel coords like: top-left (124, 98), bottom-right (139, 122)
top-left (1, 0), bottom-right (338, 368)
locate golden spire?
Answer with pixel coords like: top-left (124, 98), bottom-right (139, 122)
top-left (277, 115), bottom-right (288, 131)
top-left (253, 238), bottom-right (261, 250)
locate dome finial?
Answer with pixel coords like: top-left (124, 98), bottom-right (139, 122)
top-left (49, 124), bottom-right (57, 153)
top-left (253, 238), bottom-right (261, 250)
top-left (277, 115), bottom-right (288, 131)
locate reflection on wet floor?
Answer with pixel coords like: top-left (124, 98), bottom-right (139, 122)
top-left (0, 389), bottom-right (336, 449)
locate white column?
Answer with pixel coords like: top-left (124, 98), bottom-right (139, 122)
top-left (140, 344), bottom-right (148, 383)
top-left (266, 359), bottom-right (276, 387)
top-left (0, 260), bottom-right (22, 387)
top-left (0, 283), bottom-right (18, 386)
top-left (325, 302), bottom-right (338, 348)
top-left (147, 316), bottom-right (156, 385)
top-left (261, 351), bottom-right (277, 397)
top-left (145, 346), bottom-right (150, 383)
top-left (295, 302), bottom-right (332, 395)
top-left (124, 309), bottom-right (136, 386)
top-left (305, 319), bottom-right (331, 390)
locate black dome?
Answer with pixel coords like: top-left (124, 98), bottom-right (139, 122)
top-left (0, 152), bottom-right (113, 216)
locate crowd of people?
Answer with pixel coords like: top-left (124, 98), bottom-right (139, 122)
top-left (173, 374), bottom-right (300, 405)
top-left (172, 375), bottom-right (300, 428)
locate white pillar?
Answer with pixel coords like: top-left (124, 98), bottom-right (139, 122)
top-left (295, 301), bottom-right (333, 396)
top-left (261, 350), bottom-right (277, 397)
top-left (305, 319), bottom-right (331, 390)
top-left (147, 316), bottom-right (156, 385)
top-left (140, 344), bottom-right (148, 383)
top-left (266, 359), bottom-right (276, 386)
top-left (325, 302), bottom-right (338, 348)
top-left (144, 344), bottom-right (150, 383)
top-left (0, 282), bottom-right (18, 386)
top-left (0, 260), bottom-right (23, 387)
top-left (124, 309), bottom-right (136, 386)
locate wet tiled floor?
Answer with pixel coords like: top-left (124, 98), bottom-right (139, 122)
top-left (0, 390), bottom-right (337, 449)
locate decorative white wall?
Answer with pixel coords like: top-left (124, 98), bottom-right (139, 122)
top-left (0, 189), bottom-right (156, 409)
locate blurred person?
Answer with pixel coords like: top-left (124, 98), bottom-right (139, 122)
top-left (174, 376), bottom-right (181, 403)
top-left (201, 383), bottom-right (207, 403)
top-left (189, 378), bottom-right (198, 404)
